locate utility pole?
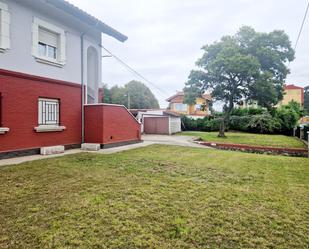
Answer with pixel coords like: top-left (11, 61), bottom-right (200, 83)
top-left (127, 92), bottom-right (131, 109)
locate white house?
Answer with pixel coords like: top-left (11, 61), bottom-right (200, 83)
top-left (0, 0), bottom-right (141, 158)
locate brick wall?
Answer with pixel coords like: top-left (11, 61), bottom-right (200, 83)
top-left (0, 69), bottom-right (82, 153)
top-left (84, 104), bottom-right (141, 145)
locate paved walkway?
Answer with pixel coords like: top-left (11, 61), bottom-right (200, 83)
top-left (0, 135), bottom-right (206, 167)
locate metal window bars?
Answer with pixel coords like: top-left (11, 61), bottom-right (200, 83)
top-left (38, 98), bottom-right (60, 126)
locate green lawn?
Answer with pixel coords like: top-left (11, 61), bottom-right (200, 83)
top-left (180, 131), bottom-right (306, 148)
top-left (0, 145), bottom-right (308, 248)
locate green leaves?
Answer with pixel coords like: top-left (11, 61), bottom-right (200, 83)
top-left (104, 81), bottom-right (160, 109)
top-left (184, 26), bottom-right (295, 136)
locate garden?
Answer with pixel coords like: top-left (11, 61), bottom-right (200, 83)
top-left (0, 145), bottom-right (308, 248)
top-left (181, 101), bottom-right (303, 135)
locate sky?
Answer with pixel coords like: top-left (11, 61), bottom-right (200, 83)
top-left (70, 0), bottom-right (309, 108)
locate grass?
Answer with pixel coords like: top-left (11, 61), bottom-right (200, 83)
top-left (180, 131), bottom-right (306, 149)
top-left (0, 145), bottom-right (308, 248)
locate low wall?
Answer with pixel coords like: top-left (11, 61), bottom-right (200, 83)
top-left (84, 104), bottom-right (141, 145)
top-left (198, 142), bottom-right (308, 157)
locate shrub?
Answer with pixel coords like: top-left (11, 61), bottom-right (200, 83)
top-left (181, 116), bottom-right (220, 132)
top-left (231, 107), bottom-right (265, 116)
top-left (229, 116), bottom-right (251, 131)
top-left (247, 114), bottom-right (281, 133)
top-left (182, 103), bottom-right (300, 135)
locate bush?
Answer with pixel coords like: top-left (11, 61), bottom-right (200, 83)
top-left (247, 114), bottom-right (281, 133)
top-left (182, 103), bottom-right (301, 135)
top-left (181, 116), bottom-right (220, 132)
top-left (229, 116), bottom-right (251, 131)
top-left (275, 102), bottom-right (301, 134)
top-left (231, 107), bottom-right (265, 116)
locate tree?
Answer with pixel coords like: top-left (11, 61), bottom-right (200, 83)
top-left (100, 84), bottom-right (111, 103)
top-left (106, 81), bottom-right (160, 109)
top-left (184, 26), bottom-right (294, 137)
top-left (304, 86), bottom-right (309, 115)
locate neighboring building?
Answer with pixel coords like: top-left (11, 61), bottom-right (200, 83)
top-left (279, 84), bottom-right (304, 107)
top-left (166, 92), bottom-right (212, 118)
top-left (131, 109), bottom-right (182, 135)
top-left (0, 0), bottom-right (141, 158)
top-left (238, 84), bottom-right (305, 109)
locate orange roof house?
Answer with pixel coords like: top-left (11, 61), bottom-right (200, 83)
top-left (280, 84), bottom-right (304, 107)
top-left (166, 91), bottom-right (212, 118)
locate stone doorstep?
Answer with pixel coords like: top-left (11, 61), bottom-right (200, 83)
top-left (81, 143), bottom-right (101, 151)
top-left (40, 146), bottom-right (65, 155)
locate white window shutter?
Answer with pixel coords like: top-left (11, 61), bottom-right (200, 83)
top-left (39, 28), bottom-right (58, 47)
top-left (0, 6), bottom-right (10, 50)
top-left (32, 17), bottom-right (66, 66)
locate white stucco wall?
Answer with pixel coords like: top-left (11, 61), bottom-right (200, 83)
top-left (169, 117), bottom-right (181, 134)
top-left (0, 0), bottom-right (102, 101)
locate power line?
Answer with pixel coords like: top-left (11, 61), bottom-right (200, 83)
top-left (99, 44), bottom-right (170, 98)
top-left (294, 0), bottom-right (309, 51)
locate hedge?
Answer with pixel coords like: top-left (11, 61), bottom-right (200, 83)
top-left (181, 102), bottom-right (302, 135)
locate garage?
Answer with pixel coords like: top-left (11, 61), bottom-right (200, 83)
top-left (131, 109), bottom-right (182, 135)
top-left (142, 113), bottom-right (181, 135)
top-left (144, 116), bottom-right (170, 134)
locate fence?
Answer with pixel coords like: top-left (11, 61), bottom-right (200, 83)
top-left (304, 126), bottom-right (309, 142)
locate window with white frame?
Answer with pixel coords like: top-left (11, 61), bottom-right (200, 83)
top-left (38, 98), bottom-right (60, 126)
top-left (32, 17), bottom-right (66, 67)
top-left (38, 28), bottom-right (58, 60)
top-left (0, 1), bottom-right (10, 52)
top-left (174, 103), bottom-right (188, 112)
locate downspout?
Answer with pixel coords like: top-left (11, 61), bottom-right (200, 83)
top-left (80, 20), bottom-right (100, 144)
top-left (81, 32), bottom-right (85, 143)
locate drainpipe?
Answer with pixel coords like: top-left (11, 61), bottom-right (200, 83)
top-left (80, 21), bottom-right (100, 144)
top-left (81, 32), bottom-right (85, 143)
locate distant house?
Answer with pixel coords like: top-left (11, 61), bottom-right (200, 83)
top-left (0, 0), bottom-right (141, 158)
top-left (239, 84), bottom-right (305, 109)
top-left (279, 84), bottom-right (304, 107)
top-left (166, 92), bottom-right (212, 118)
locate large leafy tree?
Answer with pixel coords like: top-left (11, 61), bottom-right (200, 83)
top-left (184, 26), bottom-right (294, 137)
top-left (105, 81), bottom-right (160, 109)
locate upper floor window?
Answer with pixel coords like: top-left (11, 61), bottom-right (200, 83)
top-left (0, 1), bottom-right (10, 52)
top-left (174, 103), bottom-right (188, 112)
top-left (38, 28), bottom-right (58, 60)
top-left (32, 17), bottom-right (66, 67)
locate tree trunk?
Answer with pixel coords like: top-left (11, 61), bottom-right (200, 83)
top-left (218, 93), bottom-right (235, 138)
top-left (218, 117), bottom-right (226, 137)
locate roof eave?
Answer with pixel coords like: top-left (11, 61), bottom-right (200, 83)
top-left (45, 0), bottom-right (128, 42)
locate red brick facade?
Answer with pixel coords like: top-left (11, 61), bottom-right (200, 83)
top-left (0, 69), bottom-right (82, 153)
top-left (0, 69), bottom-right (141, 155)
top-left (84, 104), bottom-right (141, 145)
